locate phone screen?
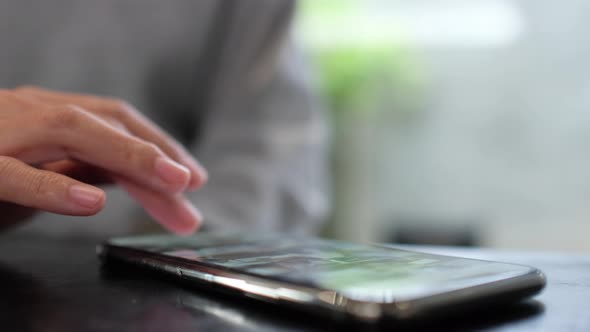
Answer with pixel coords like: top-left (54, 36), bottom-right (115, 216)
top-left (111, 233), bottom-right (533, 302)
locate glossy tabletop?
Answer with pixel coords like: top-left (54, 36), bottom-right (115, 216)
top-left (0, 234), bottom-right (588, 331)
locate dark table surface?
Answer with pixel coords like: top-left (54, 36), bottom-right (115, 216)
top-left (0, 234), bottom-right (588, 332)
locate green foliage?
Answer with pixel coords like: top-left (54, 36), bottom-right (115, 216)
top-left (315, 46), bottom-right (422, 114)
top-left (297, 0), bottom-right (425, 114)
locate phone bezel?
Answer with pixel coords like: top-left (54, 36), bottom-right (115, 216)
top-left (98, 237), bottom-right (545, 322)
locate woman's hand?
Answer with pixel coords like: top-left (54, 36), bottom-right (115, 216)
top-left (0, 86), bottom-right (208, 234)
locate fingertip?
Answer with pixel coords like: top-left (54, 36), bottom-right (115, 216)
top-left (117, 176), bottom-right (202, 234)
top-left (172, 222), bottom-right (201, 236)
top-left (187, 176), bottom-right (205, 191)
top-left (170, 202), bottom-right (202, 235)
top-left (140, 195), bottom-right (202, 235)
top-left (187, 163), bottom-right (208, 191)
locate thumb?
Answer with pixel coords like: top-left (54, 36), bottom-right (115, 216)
top-left (0, 156), bottom-right (106, 215)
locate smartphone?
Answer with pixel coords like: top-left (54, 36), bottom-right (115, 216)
top-left (97, 232), bottom-right (545, 322)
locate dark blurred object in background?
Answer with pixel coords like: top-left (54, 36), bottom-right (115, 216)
top-left (391, 221), bottom-right (480, 247)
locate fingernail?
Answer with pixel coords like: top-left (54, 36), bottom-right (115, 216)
top-left (188, 171), bottom-right (208, 191)
top-left (69, 185), bottom-right (104, 208)
top-left (155, 157), bottom-right (190, 189)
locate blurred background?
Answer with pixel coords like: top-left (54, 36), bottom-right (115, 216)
top-left (296, 0), bottom-right (590, 251)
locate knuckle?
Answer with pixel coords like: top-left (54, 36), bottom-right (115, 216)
top-left (29, 174), bottom-right (47, 197)
top-left (103, 98), bottom-right (133, 118)
top-left (121, 141), bottom-right (138, 163)
top-left (109, 98), bottom-right (132, 110)
top-left (48, 105), bottom-right (87, 130)
top-left (0, 157), bottom-right (56, 198)
top-left (121, 140), bottom-right (160, 165)
top-left (141, 142), bottom-right (162, 158)
top-left (0, 156), bottom-right (18, 175)
top-left (26, 171), bottom-right (62, 198)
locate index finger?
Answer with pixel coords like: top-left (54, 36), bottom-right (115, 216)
top-left (15, 86), bottom-right (208, 190)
